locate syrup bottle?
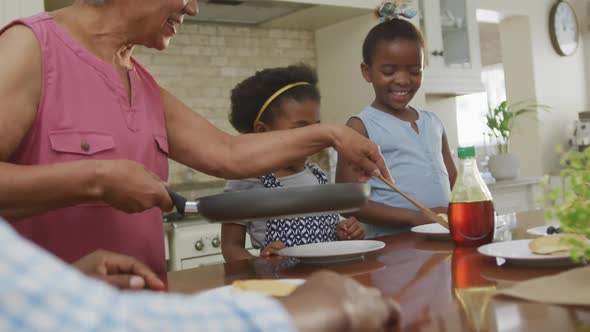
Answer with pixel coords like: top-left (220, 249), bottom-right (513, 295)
top-left (448, 147), bottom-right (495, 246)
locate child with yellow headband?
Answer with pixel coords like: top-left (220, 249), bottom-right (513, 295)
top-left (221, 64), bottom-right (364, 262)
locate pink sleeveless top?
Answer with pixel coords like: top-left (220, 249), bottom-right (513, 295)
top-left (2, 13), bottom-right (169, 283)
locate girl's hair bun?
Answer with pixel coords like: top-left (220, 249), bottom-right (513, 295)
top-left (374, 0), bottom-right (418, 22)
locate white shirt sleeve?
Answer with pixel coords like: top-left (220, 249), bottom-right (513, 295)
top-left (0, 220), bottom-right (296, 332)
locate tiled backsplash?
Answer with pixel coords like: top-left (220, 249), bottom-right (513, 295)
top-left (132, 22), bottom-right (326, 198)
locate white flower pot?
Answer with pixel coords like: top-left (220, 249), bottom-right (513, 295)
top-left (488, 153), bottom-right (520, 180)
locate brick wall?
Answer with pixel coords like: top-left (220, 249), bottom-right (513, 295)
top-left (133, 22), bottom-right (325, 198)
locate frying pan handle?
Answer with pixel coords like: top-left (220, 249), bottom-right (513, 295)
top-left (168, 189), bottom-right (187, 215)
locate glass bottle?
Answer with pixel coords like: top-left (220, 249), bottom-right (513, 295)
top-left (449, 146), bottom-right (495, 246)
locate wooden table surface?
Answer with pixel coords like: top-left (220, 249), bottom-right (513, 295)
top-left (168, 210), bottom-right (590, 331)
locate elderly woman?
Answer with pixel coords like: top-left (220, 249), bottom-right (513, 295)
top-left (0, 0), bottom-right (390, 282)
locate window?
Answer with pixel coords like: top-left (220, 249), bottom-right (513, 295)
top-left (456, 64), bottom-right (506, 148)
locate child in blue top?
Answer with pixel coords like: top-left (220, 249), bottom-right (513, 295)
top-left (222, 64), bottom-right (364, 262)
top-left (337, 4), bottom-right (457, 238)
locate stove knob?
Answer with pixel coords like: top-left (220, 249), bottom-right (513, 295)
top-left (211, 236), bottom-right (220, 248)
top-left (194, 239), bottom-right (204, 251)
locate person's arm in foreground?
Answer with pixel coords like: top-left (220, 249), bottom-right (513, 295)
top-left (73, 250), bottom-right (166, 290)
top-left (0, 219), bottom-right (400, 332)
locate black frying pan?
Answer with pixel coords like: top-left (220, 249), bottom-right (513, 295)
top-left (167, 183), bottom-right (370, 223)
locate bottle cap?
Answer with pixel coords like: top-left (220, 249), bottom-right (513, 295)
top-left (457, 146), bottom-right (476, 159)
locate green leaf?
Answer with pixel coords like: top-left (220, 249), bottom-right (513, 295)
top-left (544, 210), bottom-right (554, 220)
top-left (550, 147), bottom-right (590, 260)
top-left (556, 145), bottom-right (564, 154)
top-left (484, 100), bottom-right (551, 153)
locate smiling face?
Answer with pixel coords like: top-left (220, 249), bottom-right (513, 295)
top-left (361, 38), bottom-right (424, 113)
top-left (121, 0), bottom-right (198, 50)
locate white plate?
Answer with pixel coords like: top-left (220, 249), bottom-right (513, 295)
top-left (411, 223), bottom-right (450, 240)
top-left (477, 239), bottom-right (577, 268)
top-left (278, 240), bottom-right (385, 264)
top-left (527, 226), bottom-right (589, 238)
top-left (412, 221), bottom-right (509, 241)
top-left (526, 225), bottom-right (550, 236)
top-left (202, 279), bottom-right (305, 296)
top-left (526, 225), bottom-right (563, 236)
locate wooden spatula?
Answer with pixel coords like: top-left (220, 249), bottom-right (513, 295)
top-left (377, 175), bottom-right (449, 229)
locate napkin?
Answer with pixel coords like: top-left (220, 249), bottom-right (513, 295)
top-left (496, 266), bottom-right (590, 306)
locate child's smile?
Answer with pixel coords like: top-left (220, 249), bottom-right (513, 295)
top-left (362, 38), bottom-right (423, 113)
top-left (389, 89), bottom-right (412, 104)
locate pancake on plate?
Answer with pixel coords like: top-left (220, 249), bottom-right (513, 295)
top-left (528, 233), bottom-right (586, 255)
top-left (232, 279), bottom-right (299, 297)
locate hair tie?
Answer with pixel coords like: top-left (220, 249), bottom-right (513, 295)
top-left (253, 82), bottom-right (311, 129)
top-left (377, 0), bottom-right (417, 22)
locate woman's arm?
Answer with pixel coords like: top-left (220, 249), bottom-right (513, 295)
top-left (0, 26), bottom-right (171, 218)
top-left (0, 160), bottom-right (172, 219)
top-left (0, 25), bottom-right (41, 162)
top-left (441, 131), bottom-right (457, 188)
top-left (221, 223), bottom-right (255, 262)
top-left (161, 89), bottom-right (391, 182)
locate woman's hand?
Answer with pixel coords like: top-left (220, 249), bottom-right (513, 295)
top-left (73, 250), bottom-right (166, 291)
top-left (97, 160), bottom-right (173, 213)
top-left (336, 216), bottom-right (365, 240)
top-left (279, 270), bottom-right (400, 332)
top-left (332, 125), bottom-right (393, 183)
top-left (261, 240), bottom-right (287, 257)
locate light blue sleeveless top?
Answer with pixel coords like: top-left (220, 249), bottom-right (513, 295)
top-left (356, 105), bottom-right (451, 238)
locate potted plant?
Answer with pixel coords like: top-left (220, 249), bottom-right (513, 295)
top-left (547, 147), bottom-right (590, 261)
top-left (485, 100), bottom-right (550, 180)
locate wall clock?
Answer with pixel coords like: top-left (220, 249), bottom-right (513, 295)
top-left (549, 0), bottom-right (579, 56)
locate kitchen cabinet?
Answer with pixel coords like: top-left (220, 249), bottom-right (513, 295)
top-left (417, 0), bottom-right (484, 95)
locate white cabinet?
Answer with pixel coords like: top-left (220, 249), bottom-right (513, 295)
top-left (417, 0), bottom-right (484, 95)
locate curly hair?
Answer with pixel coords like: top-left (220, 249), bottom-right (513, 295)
top-left (229, 64), bottom-right (320, 134)
top-left (362, 18), bottom-right (425, 65)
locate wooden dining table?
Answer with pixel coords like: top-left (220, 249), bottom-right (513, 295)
top-left (168, 210), bottom-right (590, 331)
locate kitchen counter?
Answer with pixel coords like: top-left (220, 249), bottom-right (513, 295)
top-left (168, 210), bottom-right (590, 331)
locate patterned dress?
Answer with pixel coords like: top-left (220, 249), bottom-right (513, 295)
top-left (259, 164), bottom-right (340, 247)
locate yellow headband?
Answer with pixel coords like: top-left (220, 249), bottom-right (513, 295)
top-left (253, 82), bottom-right (311, 128)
